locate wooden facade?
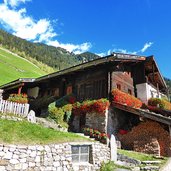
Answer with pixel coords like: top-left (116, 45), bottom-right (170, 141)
top-left (0, 53), bottom-right (167, 115)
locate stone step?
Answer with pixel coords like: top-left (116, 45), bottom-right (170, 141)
top-left (75, 133), bottom-right (95, 140)
top-left (142, 161), bottom-right (161, 165)
top-left (140, 165), bottom-right (160, 170)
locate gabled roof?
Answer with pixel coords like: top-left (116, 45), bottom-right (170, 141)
top-left (145, 56), bottom-right (167, 90)
top-left (35, 52), bottom-right (145, 83)
top-left (0, 53), bottom-right (167, 91)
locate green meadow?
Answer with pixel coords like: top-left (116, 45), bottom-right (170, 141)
top-left (0, 48), bottom-right (46, 85)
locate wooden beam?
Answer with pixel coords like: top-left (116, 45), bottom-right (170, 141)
top-left (169, 126), bottom-right (171, 137)
top-left (113, 102), bottom-right (171, 126)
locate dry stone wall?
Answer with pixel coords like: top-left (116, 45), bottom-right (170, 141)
top-left (85, 110), bottom-right (108, 133)
top-left (0, 142), bottom-right (110, 171)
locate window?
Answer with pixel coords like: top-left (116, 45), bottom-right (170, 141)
top-left (117, 83), bottom-right (121, 90)
top-left (128, 89), bottom-right (132, 95)
top-left (71, 145), bottom-right (90, 163)
top-left (66, 85), bottom-right (72, 95)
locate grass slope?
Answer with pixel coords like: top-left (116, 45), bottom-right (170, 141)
top-left (0, 119), bottom-right (90, 145)
top-left (0, 47), bottom-right (46, 85)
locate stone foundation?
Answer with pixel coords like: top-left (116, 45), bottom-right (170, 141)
top-left (0, 142), bottom-right (110, 171)
top-left (85, 110), bottom-right (108, 133)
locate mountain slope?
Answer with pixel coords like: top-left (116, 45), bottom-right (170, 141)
top-left (164, 77), bottom-right (171, 100)
top-left (76, 52), bottom-right (101, 63)
top-left (0, 29), bottom-right (101, 70)
top-left (0, 47), bottom-right (47, 85)
top-left (0, 29), bottom-right (79, 70)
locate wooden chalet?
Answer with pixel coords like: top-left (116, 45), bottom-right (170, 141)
top-left (0, 53), bottom-right (167, 116)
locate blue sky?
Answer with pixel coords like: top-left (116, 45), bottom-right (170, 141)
top-left (0, 0), bottom-right (171, 78)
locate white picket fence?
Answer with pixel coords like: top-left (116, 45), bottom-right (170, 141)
top-left (0, 99), bottom-right (29, 117)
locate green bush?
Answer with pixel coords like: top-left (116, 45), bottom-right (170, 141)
top-left (148, 98), bottom-right (171, 110)
top-left (100, 161), bottom-right (116, 171)
top-left (48, 104), bottom-right (73, 128)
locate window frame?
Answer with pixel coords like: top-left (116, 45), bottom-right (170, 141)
top-left (71, 145), bottom-right (90, 163)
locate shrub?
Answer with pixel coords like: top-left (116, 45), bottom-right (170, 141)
top-left (7, 93), bottom-right (28, 104)
top-left (148, 98), bottom-right (171, 110)
top-left (48, 106), bottom-right (64, 124)
top-left (111, 89), bottom-right (142, 108)
top-left (48, 104), bottom-right (73, 128)
top-left (100, 161), bottom-right (116, 171)
top-left (100, 133), bottom-right (109, 140)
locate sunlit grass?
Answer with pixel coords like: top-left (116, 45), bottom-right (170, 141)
top-left (0, 119), bottom-right (90, 145)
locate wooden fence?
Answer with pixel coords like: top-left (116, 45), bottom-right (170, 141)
top-left (0, 99), bottom-right (29, 117)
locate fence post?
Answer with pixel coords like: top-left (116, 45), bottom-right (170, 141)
top-left (110, 134), bottom-right (117, 162)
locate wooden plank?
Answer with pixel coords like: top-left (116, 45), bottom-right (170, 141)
top-left (113, 102), bottom-right (171, 126)
top-left (169, 126), bottom-right (171, 136)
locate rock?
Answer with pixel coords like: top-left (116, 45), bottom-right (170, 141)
top-left (141, 160), bottom-right (161, 164)
top-left (27, 110), bottom-right (36, 123)
top-left (0, 166), bottom-right (6, 171)
top-left (3, 152), bottom-right (13, 159)
top-left (0, 152), bottom-right (5, 157)
top-left (140, 166), bottom-right (160, 170)
top-left (0, 159), bottom-right (8, 166)
top-left (9, 159), bottom-right (19, 164)
top-left (22, 163), bottom-right (28, 170)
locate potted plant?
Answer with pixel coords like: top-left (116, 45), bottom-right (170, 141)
top-left (100, 133), bottom-right (109, 144)
top-left (84, 127), bottom-right (90, 136)
top-left (93, 129), bottom-right (101, 140)
top-left (89, 128), bottom-right (94, 138)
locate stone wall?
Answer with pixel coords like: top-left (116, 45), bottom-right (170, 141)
top-left (85, 110), bottom-right (108, 133)
top-left (0, 142), bottom-right (110, 171)
top-left (71, 115), bottom-right (80, 132)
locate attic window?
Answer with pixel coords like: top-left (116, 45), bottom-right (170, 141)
top-left (71, 145), bottom-right (90, 163)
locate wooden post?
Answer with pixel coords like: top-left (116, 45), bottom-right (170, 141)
top-left (18, 86), bottom-right (22, 95)
top-left (169, 125), bottom-right (171, 137)
top-left (18, 83), bottom-right (25, 95)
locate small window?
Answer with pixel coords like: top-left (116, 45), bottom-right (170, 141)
top-left (71, 145), bottom-right (90, 163)
top-left (66, 85), bottom-right (72, 95)
top-left (128, 89), bottom-right (132, 95)
top-left (117, 84), bottom-right (121, 90)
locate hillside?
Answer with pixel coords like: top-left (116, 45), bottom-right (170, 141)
top-left (76, 52), bottom-right (101, 62)
top-left (0, 47), bottom-right (48, 85)
top-left (0, 29), bottom-right (100, 71)
top-left (164, 77), bottom-right (171, 100)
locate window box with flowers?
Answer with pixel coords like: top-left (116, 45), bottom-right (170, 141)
top-left (111, 89), bottom-right (142, 109)
top-left (7, 93), bottom-right (28, 104)
top-left (72, 98), bottom-right (110, 116)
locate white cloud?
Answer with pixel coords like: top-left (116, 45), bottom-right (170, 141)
top-left (140, 42), bottom-right (153, 53)
top-left (0, 0), bottom-right (92, 54)
top-left (47, 40), bottom-right (91, 54)
top-left (99, 42), bottom-right (153, 57)
top-left (4, 0), bottom-right (31, 8)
